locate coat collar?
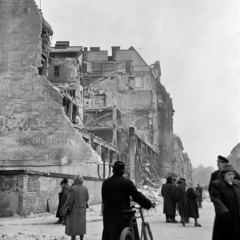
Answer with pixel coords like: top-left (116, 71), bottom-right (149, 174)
top-left (220, 179), bottom-right (240, 188)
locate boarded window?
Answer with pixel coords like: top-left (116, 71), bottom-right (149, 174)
top-left (135, 76), bottom-right (143, 88)
top-left (54, 66), bottom-right (60, 77)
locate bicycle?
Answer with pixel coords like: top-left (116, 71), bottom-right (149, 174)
top-left (120, 205), bottom-right (154, 240)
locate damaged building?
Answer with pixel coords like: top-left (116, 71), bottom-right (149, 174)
top-left (0, 0), bottom-right (120, 217)
top-left (0, 0), bottom-right (193, 216)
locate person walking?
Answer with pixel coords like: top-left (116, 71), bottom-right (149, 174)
top-left (182, 187), bottom-right (201, 227)
top-left (56, 178), bottom-right (70, 224)
top-left (208, 155), bottom-right (240, 195)
top-left (101, 161), bottom-right (154, 240)
top-left (161, 176), bottom-right (177, 223)
top-left (210, 164), bottom-right (240, 240)
top-left (175, 180), bottom-right (186, 223)
top-left (196, 184), bottom-right (203, 208)
top-left (63, 175), bottom-right (89, 240)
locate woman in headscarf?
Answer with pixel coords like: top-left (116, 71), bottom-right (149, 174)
top-left (63, 175), bottom-right (89, 240)
top-left (210, 164), bottom-right (240, 240)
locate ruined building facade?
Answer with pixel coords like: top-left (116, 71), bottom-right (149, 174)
top-left (0, 0), bottom-right (193, 216)
top-left (82, 46), bottom-right (175, 176)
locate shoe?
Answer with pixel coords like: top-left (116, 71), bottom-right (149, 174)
top-left (170, 219), bottom-right (178, 223)
top-left (166, 220), bottom-right (170, 223)
top-left (195, 223), bottom-right (201, 227)
top-left (181, 220), bottom-right (185, 227)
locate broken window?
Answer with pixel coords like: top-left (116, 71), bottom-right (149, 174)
top-left (54, 66), bottom-right (60, 77)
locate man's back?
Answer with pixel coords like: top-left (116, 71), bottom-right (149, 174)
top-left (102, 174), bottom-right (152, 215)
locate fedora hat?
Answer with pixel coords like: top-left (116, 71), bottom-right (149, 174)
top-left (220, 164), bottom-right (236, 173)
top-left (217, 155), bottom-right (229, 163)
top-left (112, 161), bottom-right (125, 173)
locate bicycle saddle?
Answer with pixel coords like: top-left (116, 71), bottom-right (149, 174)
top-left (122, 209), bottom-right (136, 214)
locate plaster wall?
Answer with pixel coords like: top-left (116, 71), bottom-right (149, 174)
top-left (86, 51), bottom-right (108, 62)
top-left (0, 174), bottom-right (102, 217)
top-left (112, 50), bottom-right (146, 66)
top-left (48, 58), bottom-right (79, 83)
top-left (0, 0), bottom-right (100, 171)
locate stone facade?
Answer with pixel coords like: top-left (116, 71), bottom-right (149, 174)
top-left (0, 171), bottom-right (102, 217)
top-left (228, 143), bottom-right (240, 173)
top-left (83, 46), bottom-right (175, 176)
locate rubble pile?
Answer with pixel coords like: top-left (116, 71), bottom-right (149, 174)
top-left (202, 190), bottom-right (211, 203)
top-left (138, 185), bottom-right (163, 204)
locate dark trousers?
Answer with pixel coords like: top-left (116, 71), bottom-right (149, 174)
top-left (197, 201), bottom-right (202, 208)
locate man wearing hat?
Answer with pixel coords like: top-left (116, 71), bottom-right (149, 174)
top-left (101, 161), bottom-right (154, 240)
top-left (208, 155), bottom-right (240, 195)
top-left (161, 176), bottom-right (177, 223)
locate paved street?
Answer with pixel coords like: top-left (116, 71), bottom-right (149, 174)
top-left (0, 202), bottom-right (215, 240)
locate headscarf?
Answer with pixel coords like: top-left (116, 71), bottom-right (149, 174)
top-left (73, 175), bottom-right (83, 185)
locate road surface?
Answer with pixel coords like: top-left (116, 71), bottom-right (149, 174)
top-left (0, 202), bottom-right (215, 240)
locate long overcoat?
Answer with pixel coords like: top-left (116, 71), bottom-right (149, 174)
top-left (174, 184), bottom-right (186, 216)
top-left (183, 187), bottom-right (199, 219)
top-left (59, 184), bottom-right (70, 217)
top-left (63, 184), bottom-right (89, 236)
top-left (208, 170), bottom-right (240, 194)
top-left (101, 174), bottom-right (152, 240)
top-left (161, 182), bottom-right (176, 216)
top-left (210, 179), bottom-right (240, 240)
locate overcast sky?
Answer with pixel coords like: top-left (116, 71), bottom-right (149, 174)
top-left (40, 0), bottom-right (240, 168)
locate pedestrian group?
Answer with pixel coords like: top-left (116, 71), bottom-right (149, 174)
top-left (55, 155), bottom-right (240, 240)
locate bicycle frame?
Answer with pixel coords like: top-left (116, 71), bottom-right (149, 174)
top-left (122, 205), bottom-right (152, 240)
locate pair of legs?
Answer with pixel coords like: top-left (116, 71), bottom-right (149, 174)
top-left (71, 235), bottom-right (84, 240)
top-left (197, 201), bottom-right (202, 208)
top-left (181, 217), bottom-right (201, 227)
top-left (165, 214), bottom-right (177, 223)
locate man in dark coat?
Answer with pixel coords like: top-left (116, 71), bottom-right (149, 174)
top-left (101, 161), bottom-right (154, 240)
top-left (161, 176), bottom-right (177, 223)
top-left (210, 164), bottom-right (240, 240)
top-left (56, 179), bottom-right (70, 224)
top-left (196, 184), bottom-right (203, 208)
top-left (174, 180), bottom-right (186, 222)
top-left (208, 155), bottom-right (240, 195)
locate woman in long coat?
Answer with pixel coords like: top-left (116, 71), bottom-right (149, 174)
top-left (182, 187), bottom-right (201, 227)
top-left (63, 175), bottom-right (89, 240)
top-left (210, 164), bottom-right (240, 240)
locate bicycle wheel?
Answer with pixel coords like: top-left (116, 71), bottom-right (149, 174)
top-left (120, 227), bottom-right (134, 240)
top-left (145, 222), bottom-right (153, 240)
top-left (141, 222), bottom-right (153, 240)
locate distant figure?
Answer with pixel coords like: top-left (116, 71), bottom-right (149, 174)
top-left (56, 178), bottom-right (70, 224)
top-left (196, 184), bottom-right (203, 208)
top-left (182, 187), bottom-right (201, 227)
top-left (64, 175), bottom-right (89, 240)
top-left (210, 164), bottom-right (240, 240)
top-left (161, 176), bottom-right (177, 223)
top-left (175, 180), bottom-right (186, 223)
top-left (208, 155), bottom-right (240, 196)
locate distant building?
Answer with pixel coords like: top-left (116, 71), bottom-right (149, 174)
top-left (228, 143), bottom-right (240, 173)
top-left (82, 46), bottom-right (175, 176)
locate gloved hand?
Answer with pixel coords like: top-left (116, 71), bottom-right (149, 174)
top-left (222, 211), bottom-right (231, 220)
top-left (151, 202), bottom-right (156, 208)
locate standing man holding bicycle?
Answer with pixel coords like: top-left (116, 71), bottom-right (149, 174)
top-left (101, 161), bottom-right (154, 240)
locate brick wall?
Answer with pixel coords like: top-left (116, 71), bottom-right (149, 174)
top-left (0, 172), bottom-right (102, 217)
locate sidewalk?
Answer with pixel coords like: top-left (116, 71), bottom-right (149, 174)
top-left (0, 204), bottom-right (103, 227)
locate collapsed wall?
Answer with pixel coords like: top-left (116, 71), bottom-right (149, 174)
top-left (0, 0), bottom-right (102, 215)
